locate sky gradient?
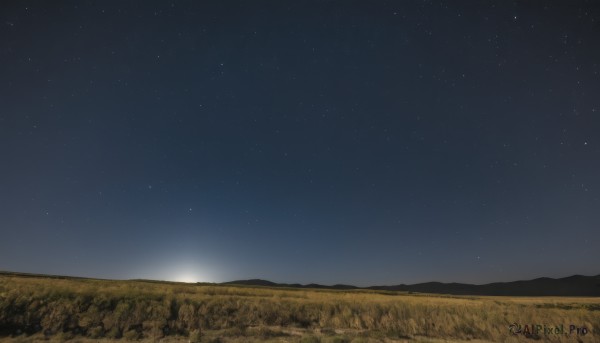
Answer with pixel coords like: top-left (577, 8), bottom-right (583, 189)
top-left (1, 1), bottom-right (599, 286)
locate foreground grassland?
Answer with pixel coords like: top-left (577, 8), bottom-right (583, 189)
top-left (0, 274), bottom-right (598, 342)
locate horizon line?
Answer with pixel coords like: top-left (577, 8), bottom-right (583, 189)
top-left (1, 269), bottom-right (597, 288)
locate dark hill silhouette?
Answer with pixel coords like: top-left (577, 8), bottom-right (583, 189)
top-left (222, 279), bottom-right (279, 287)
top-left (1, 271), bottom-right (598, 296)
top-left (222, 279), bottom-right (359, 290)
top-left (225, 274), bottom-right (600, 296)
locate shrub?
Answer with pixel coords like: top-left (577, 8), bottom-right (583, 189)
top-left (300, 336), bottom-right (321, 343)
top-left (123, 329), bottom-right (140, 340)
top-left (189, 329), bottom-right (202, 342)
top-left (54, 331), bottom-right (74, 342)
top-left (88, 325), bottom-right (104, 338)
top-left (322, 336), bottom-right (351, 343)
top-left (105, 326), bottom-right (121, 339)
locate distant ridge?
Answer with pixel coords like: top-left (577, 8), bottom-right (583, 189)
top-left (1, 271), bottom-right (599, 296)
top-left (222, 279), bottom-right (358, 290)
top-left (224, 274), bottom-right (600, 296)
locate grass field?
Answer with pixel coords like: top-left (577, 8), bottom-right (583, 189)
top-left (0, 273), bottom-right (598, 342)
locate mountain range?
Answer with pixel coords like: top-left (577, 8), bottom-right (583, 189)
top-left (2, 271), bottom-right (598, 296)
top-left (223, 274), bottom-right (600, 296)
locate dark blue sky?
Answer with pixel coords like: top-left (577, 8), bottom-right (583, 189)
top-left (1, 1), bottom-right (599, 286)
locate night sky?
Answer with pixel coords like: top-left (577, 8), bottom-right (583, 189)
top-left (1, 1), bottom-right (599, 286)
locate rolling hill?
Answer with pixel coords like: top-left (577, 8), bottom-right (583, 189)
top-left (225, 274), bottom-right (600, 296)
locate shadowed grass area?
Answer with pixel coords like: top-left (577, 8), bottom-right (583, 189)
top-left (0, 273), bottom-right (598, 342)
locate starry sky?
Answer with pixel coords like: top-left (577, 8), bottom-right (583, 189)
top-left (1, 1), bottom-right (599, 286)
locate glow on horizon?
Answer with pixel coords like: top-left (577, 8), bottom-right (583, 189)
top-left (166, 261), bottom-right (216, 283)
top-left (171, 271), bottom-right (204, 283)
top-left (129, 254), bottom-right (219, 284)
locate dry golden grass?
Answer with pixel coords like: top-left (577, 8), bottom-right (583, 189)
top-left (0, 274), bottom-right (598, 342)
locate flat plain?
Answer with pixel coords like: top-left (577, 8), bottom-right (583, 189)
top-left (0, 273), bottom-right (598, 342)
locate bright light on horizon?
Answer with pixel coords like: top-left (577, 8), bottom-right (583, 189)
top-left (129, 254), bottom-right (219, 283)
top-left (166, 261), bottom-right (215, 283)
top-left (171, 271), bottom-right (203, 283)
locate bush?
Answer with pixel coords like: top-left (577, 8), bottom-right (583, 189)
top-left (105, 327), bottom-right (121, 338)
top-left (189, 329), bottom-right (202, 342)
top-left (269, 328), bottom-right (290, 338)
top-left (88, 325), bottom-right (104, 338)
top-left (54, 331), bottom-right (74, 342)
top-left (300, 336), bottom-right (321, 343)
top-left (123, 329), bottom-right (140, 340)
top-left (323, 336), bottom-right (351, 343)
